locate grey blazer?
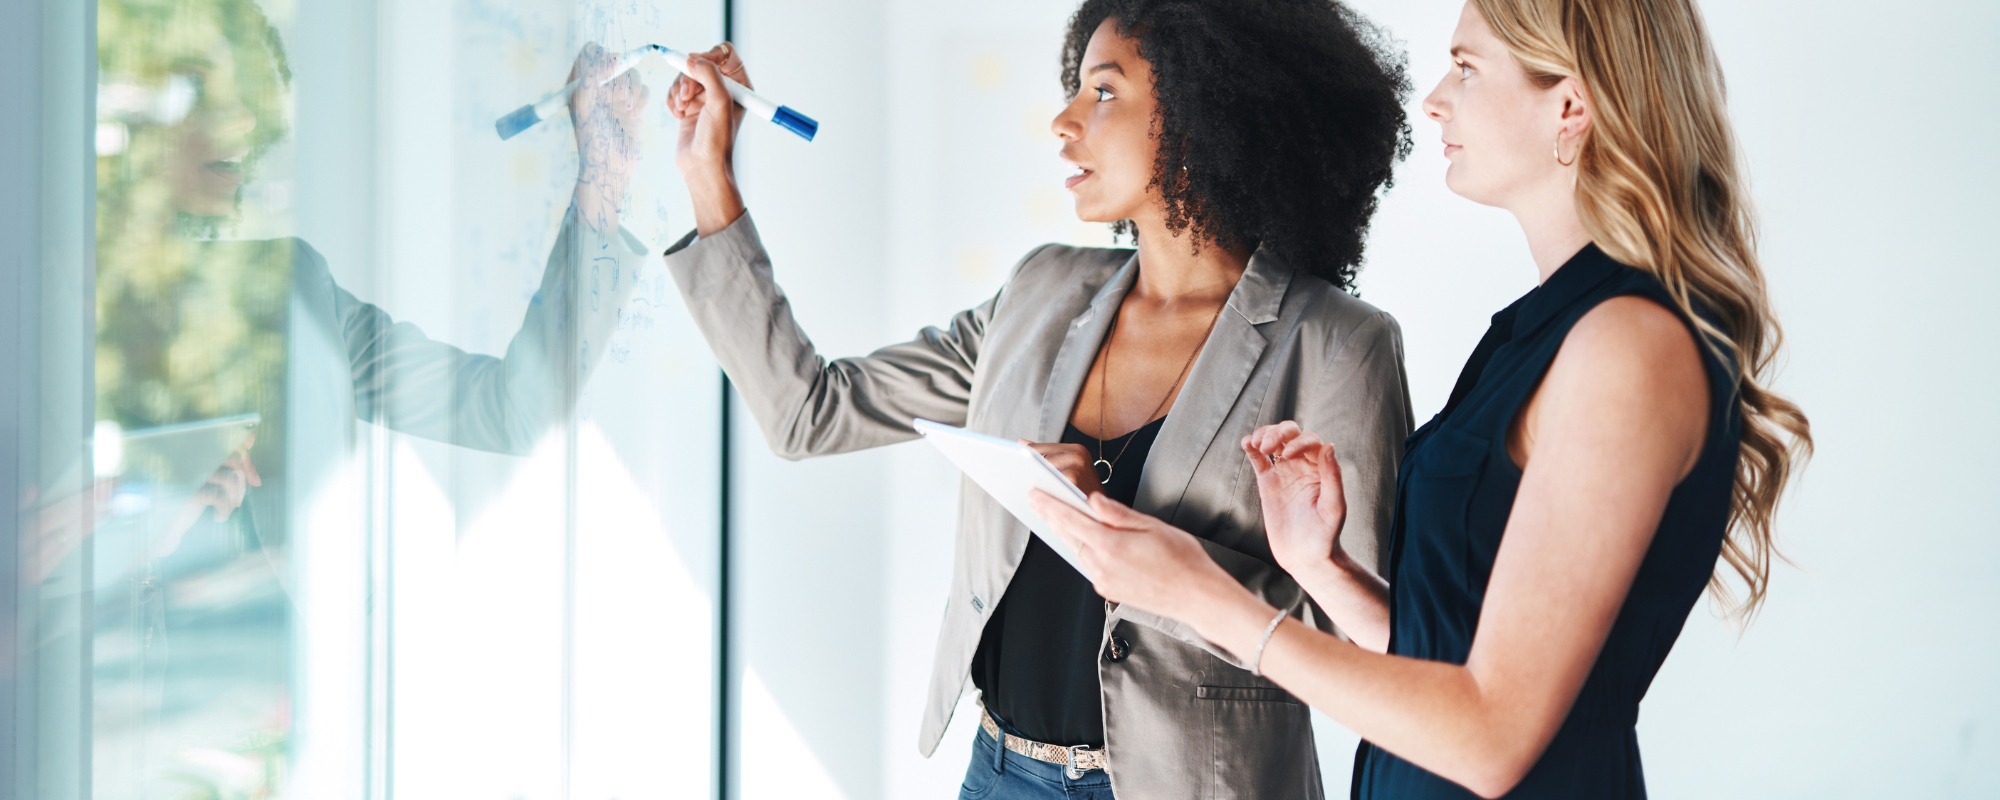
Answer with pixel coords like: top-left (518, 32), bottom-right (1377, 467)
top-left (664, 213), bottom-right (1412, 800)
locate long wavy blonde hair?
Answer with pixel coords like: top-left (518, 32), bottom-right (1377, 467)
top-left (1471, 0), bottom-right (1811, 622)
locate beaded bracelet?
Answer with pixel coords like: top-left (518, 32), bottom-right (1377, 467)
top-left (1249, 607), bottom-right (1290, 677)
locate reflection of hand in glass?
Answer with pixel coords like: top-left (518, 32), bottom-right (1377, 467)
top-left (151, 433), bottom-right (262, 561)
top-left (18, 434), bottom-right (264, 583)
top-left (19, 479), bottom-right (117, 586)
top-left (570, 42), bottom-right (649, 233)
top-left (195, 433), bottom-right (262, 523)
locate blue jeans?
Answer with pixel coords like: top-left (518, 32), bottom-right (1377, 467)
top-left (958, 721), bottom-right (1115, 799)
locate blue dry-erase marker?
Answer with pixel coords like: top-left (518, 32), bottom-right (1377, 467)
top-left (494, 44), bottom-right (818, 142)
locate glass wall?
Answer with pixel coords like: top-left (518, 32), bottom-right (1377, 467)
top-left (13, 0), bottom-right (724, 797)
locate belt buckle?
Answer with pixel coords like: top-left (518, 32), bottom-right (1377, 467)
top-left (1064, 744), bottom-right (1094, 780)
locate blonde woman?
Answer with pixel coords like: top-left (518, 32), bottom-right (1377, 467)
top-left (1030, 0), bottom-right (1812, 797)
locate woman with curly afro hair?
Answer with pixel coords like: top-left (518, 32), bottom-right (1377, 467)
top-left (662, 2), bottom-right (1412, 797)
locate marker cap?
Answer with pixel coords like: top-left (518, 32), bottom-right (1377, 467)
top-left (772, 106), bottom-right (818, 141)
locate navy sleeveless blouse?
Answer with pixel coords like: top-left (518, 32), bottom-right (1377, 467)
top-left (1353, 245), bottom-right (1743, 799)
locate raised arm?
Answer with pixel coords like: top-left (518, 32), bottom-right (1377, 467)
top-left (331, 44), bottom-right (650, 454)
top-left (660, 43), bottom-right (1010, 457)
top-left (328, 207), bottom-right (648, 455)
top-left (661, 214), bottom-right (1018, 458)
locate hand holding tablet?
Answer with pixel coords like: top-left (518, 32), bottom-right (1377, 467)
top-left (912, 419), bottom-right (1098, 577)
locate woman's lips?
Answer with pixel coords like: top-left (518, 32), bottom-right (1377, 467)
top-left (1442, 143), bottom-right (1462, 156)
top-left (1065, 169), bottom-right (1094, 189)
top-left (204, 159), bottom-right (246, 182)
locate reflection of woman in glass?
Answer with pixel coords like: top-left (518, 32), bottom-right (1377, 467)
top-left (87, 0), bottom-right (650, 793)
top-left (665, 0), bottom-right (1413, 796)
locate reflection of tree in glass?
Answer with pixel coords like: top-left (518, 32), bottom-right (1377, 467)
top-left (93, 2), bottom-right (295, 798)
top-left (96, 0), bottom-right (293, 479)
top-left (89, 2), bottom-right (645, 793)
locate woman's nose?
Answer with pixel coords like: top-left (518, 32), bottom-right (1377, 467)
top-left (208, 98), bottom-right (258, 142)
top-left (222, 109), bottom-right (258, 139)
top-left (1421, 76), bottom-right (1450, 122)
top-left (1051, 100), bottom-right (1081, 141)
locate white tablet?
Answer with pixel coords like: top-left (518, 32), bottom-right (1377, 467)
top-left (117, 413), bottom-right (262, 492)
top-left (98, 413), bottom-right (261, 557)
top-left (913, 418), bottom-right (1096, 578)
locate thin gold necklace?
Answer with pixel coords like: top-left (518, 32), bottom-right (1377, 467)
top-left (1091, 299), bottom-right (1227, 484)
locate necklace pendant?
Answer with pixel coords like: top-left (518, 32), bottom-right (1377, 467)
top-left (1092, 459), bottom-right (1114, 484)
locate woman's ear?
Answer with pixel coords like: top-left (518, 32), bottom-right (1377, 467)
top-left (1557, 76), bottom-right (1593, 141)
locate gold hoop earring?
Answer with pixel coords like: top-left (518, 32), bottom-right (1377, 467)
top-left (1554, 134), bottom-right (1578, 167)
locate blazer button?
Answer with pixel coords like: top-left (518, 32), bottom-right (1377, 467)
top-left (1104, 637), bottom-right (1131, 662)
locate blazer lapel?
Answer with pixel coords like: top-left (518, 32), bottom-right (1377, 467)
top-left (1132, 249), bottom-right (1293, 522)
top-left (1036, 253), bottom-right (1139, 443)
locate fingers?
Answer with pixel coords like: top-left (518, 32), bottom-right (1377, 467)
top-left (568, 41), bottom-right (605, 83)
top-left (209, 467), bottom-right (246, 504)
top-left (570, 42), bottom-right (652, 124)
top-left (197, 444), bottom-right (264, 521)
top-left (688, 54), bottom-right (732, 109)
top-left (1318, 441), bottom-right (1346, 498)
top-left (1243, 434), bottom-right (1274, 475)
top-left (1021, 441), bottom-right (1089, 461)
top-left (1085, 492), bottom-right (1150, 528)
top-left (681, 54), bottom-right (742, 144)
top-left (570, 42), bottom-right (616, 105)
top-left (197, 476), bottom-right (242, 522)
top-left (1022, 441), bottom-right (1103, 494)
top-left (668, 74), bottom-right (698, 119)
top-left (222, 455), bottom-right (261, 491)
top-left (1279, 431), bottom-right (1326, 462)
top-left (603, 69), bottom-right (646, 116)
top-left (703, 41), bottom-right (753, 89)
top-left (1028, 489), bottom-right (1108, 549)
top-left (1242, 421), bottom-right (1299, 461)
top-left (1255, 421), bottom-right (1304, 454)
top-left (231, 435), bottom-right (262, 488)
top-left (670, 42), bottom-right (742, 120)
top-left (1244, 421), bottom-right (1331, 478)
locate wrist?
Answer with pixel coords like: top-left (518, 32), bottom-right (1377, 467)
top-left (686, 169), bottom-right (745, 236)
top-left (1283, 554), bottom-right (1347, 593)
top-left (572, 181), bottom-right (624, 233)
top-left (1184, 580), bottom-right (1280, 661)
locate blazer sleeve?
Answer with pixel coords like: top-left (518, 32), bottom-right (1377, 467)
top-left (332, 206), bottom-right (647, 455)
top-left (662, 212), bottom-right (1019, 459)
top-left (1302, 309), bottom-right (1413, 576)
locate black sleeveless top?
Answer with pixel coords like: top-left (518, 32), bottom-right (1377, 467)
top-left (1354, 246), bottom-right (1743, 799)
top-left (971, 417), bottom-right (1166, 748)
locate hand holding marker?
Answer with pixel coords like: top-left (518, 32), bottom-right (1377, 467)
top-left (496, 44), bottom-right (817, 142)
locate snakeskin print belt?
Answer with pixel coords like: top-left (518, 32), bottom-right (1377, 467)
top-left (979, 706), bottom-right (1110, 779)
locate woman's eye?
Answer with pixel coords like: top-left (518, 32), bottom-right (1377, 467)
top-left (1095, 85), bottom-right (1115, 101)
top-left (1459, 62), bottom-right (1473, 80)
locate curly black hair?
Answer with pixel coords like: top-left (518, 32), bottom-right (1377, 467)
top-left (1062, 0), bottom-right (1413, 290)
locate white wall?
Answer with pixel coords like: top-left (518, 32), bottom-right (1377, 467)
top-left (731, 2), bottom-right (892, 798)
top-left (732, 0), bottom-right (2000, 797)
